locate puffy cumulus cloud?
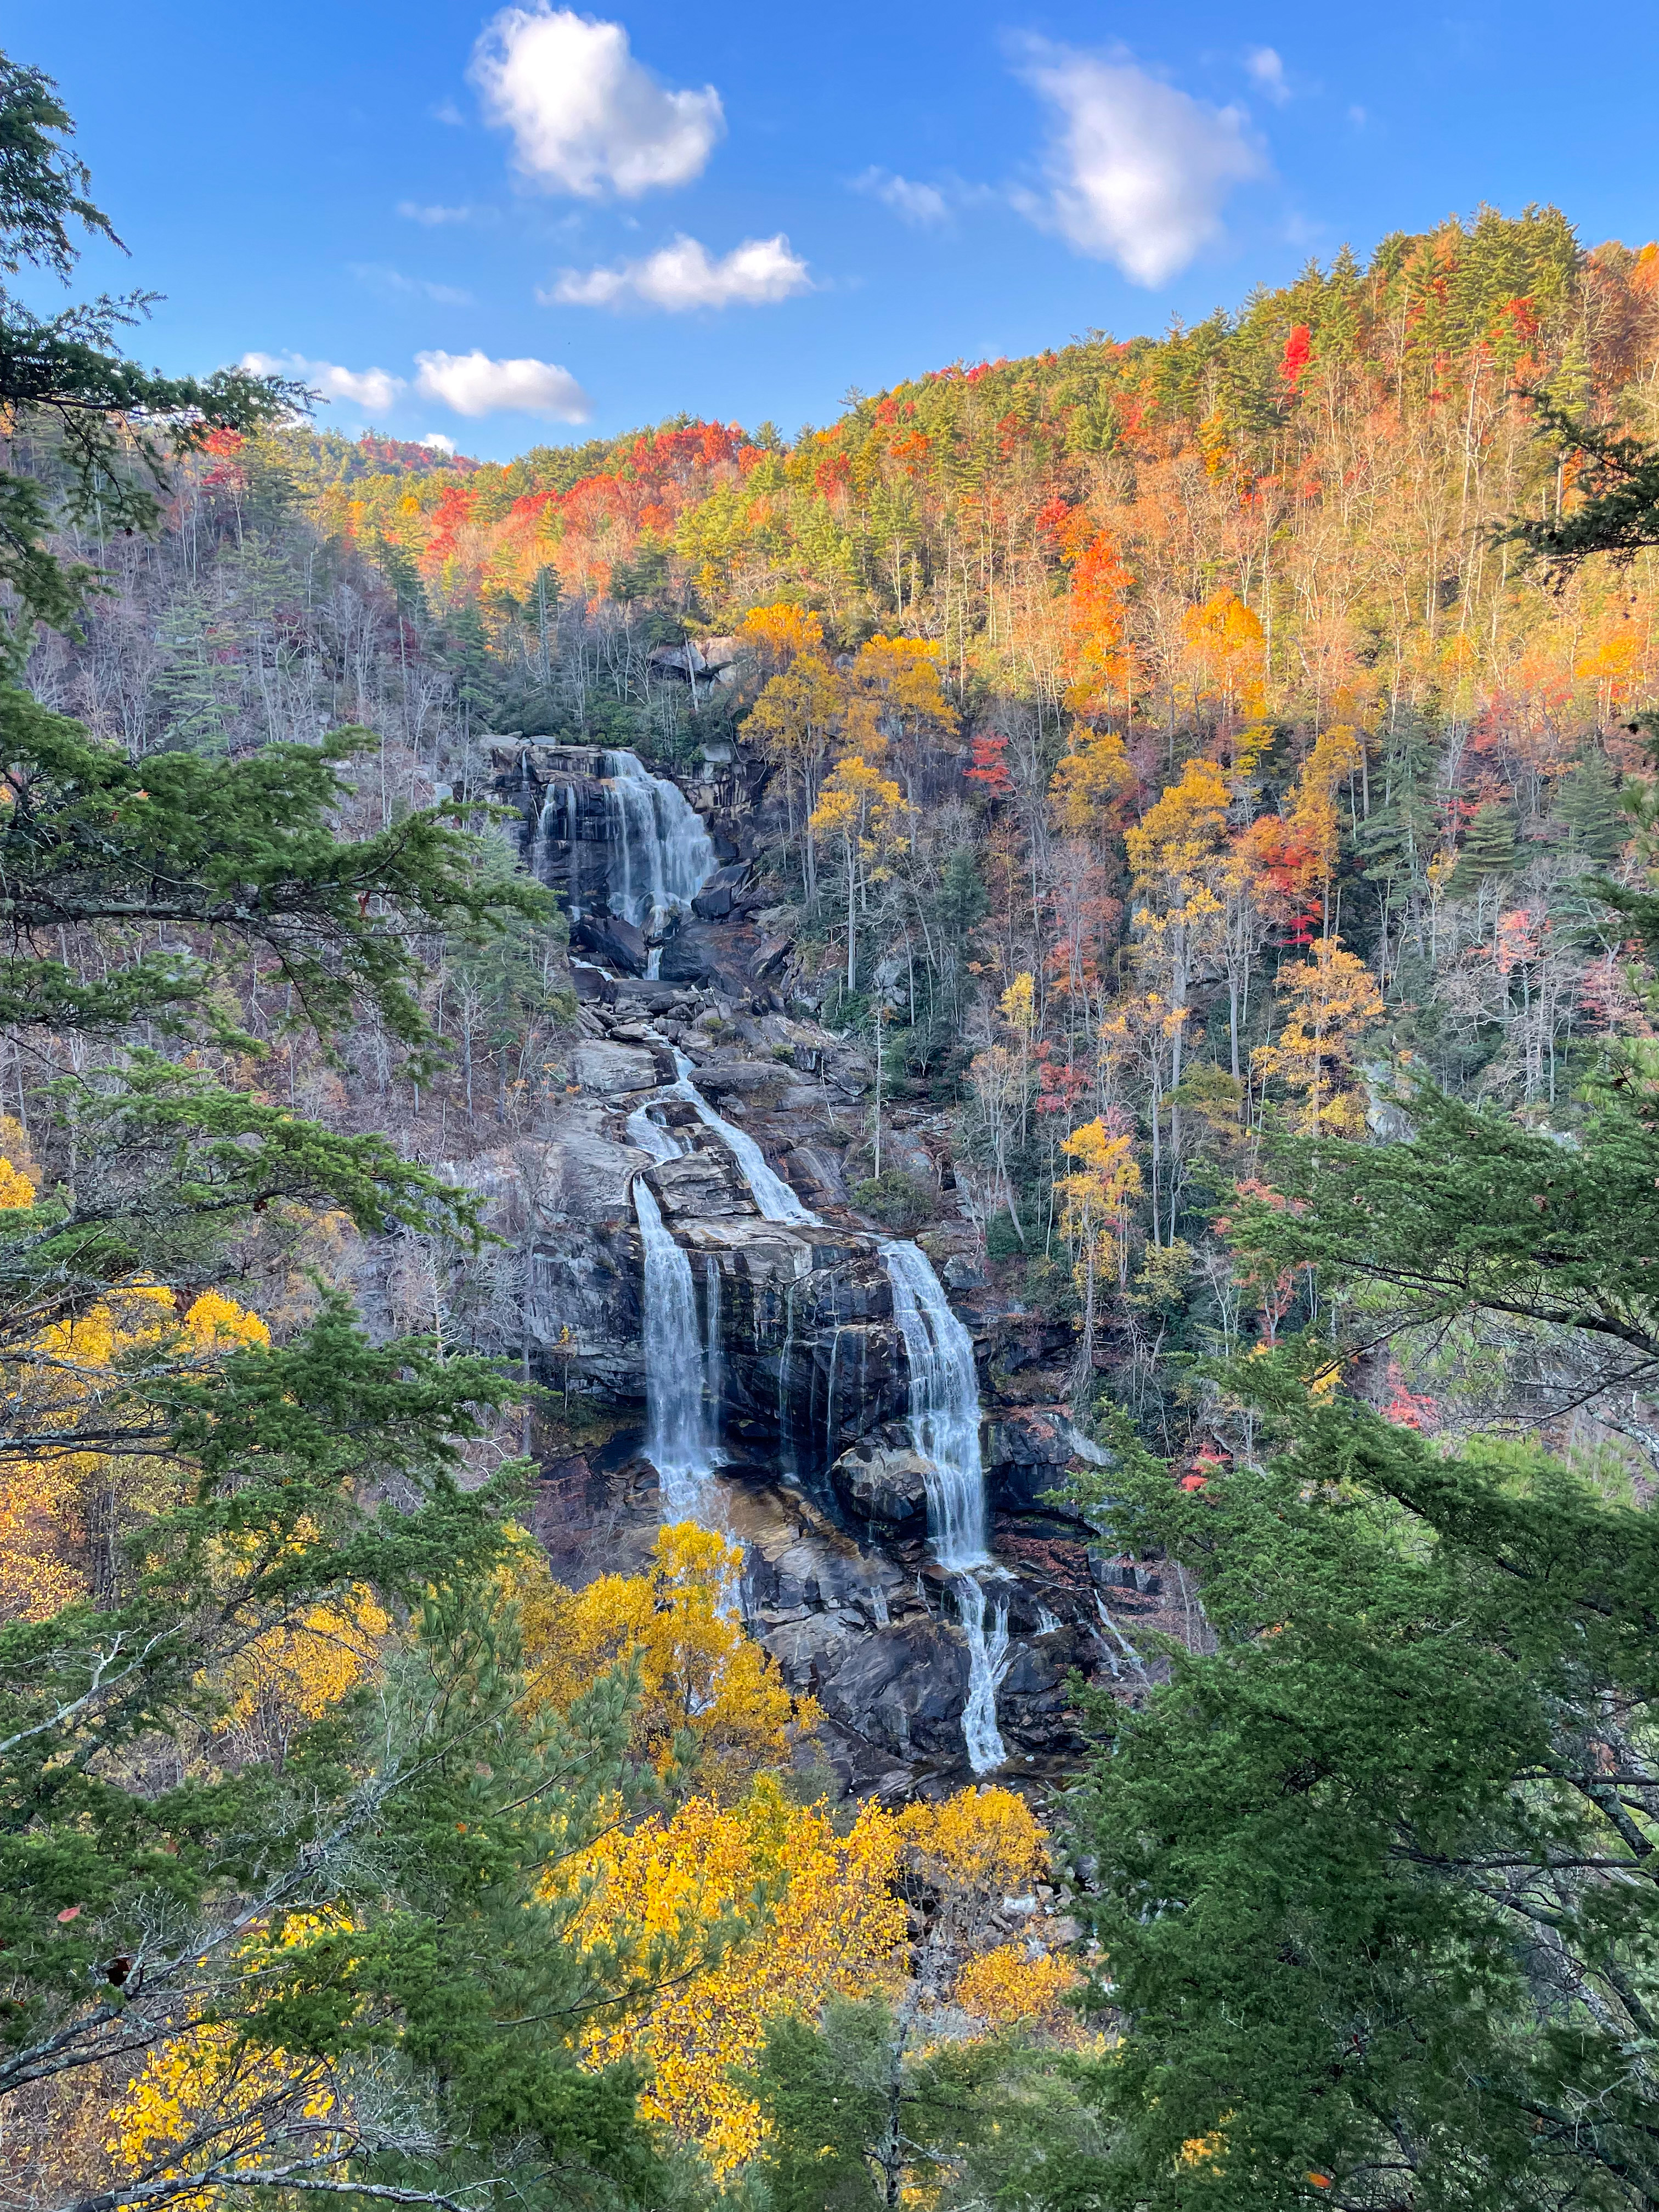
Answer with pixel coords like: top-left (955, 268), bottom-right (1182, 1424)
top-left (1014, 42), bottom-right (1266, 286)
top-left (470, 5), bottom-right (723, 199)
top-left (420, 431), bottom-right (458, 454)
top-left (241, 350), bottom-right (405, 412)
top-left (1246, 47), bottom-right (1290, 103)
top-left (414, 348), bottom-right (591, 420)
top-left (548, 233), bottom-right (810, 311)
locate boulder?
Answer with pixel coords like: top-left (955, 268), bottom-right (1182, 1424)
top-left (572, 911), bottom-right (649, 975)
top-left (819, 1620), bottom-right (969, 1760)
top-left (658, 920), bottom-right (759, 994)
top-left (651, 1148), bottom-right (754, 1222)
top-left (569, 959), bottom-right (616, 1006)
top-left (548, 1124), bottom-right (648, 1223)
top-left (690, 1060), bottom-right (792, 1107)
top-left (831, 1429), bottom-right (930, 1527)
top-left (572, 1040), bottom-right (659, 1096)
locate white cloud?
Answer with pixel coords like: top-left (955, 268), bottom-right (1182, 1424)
top-left (548, 233), bottom-right (810, 311)
top-left (1245, 46), bottom-right (1290, 103)
top-left (420, 431), bottom-right (458, 453)
top-left (241, 349), bottom-right (405, 412)
top-left (855, 169), bottom-right (951, 227)
top-left (414, 347), bottom-right (591, 419)
top-left (1015, 42), bottom-right (1267, 286)
top-left (350, 262), bottom-right (475, 306)
top-left (470, 5), bottom-right (723, 199)
top-left (397, 200), bottom-right (487, 225)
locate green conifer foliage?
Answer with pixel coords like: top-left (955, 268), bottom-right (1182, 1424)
top-left (1448, 798), bottom-right (1517, 896)
top-left (1556, 748), bottom-right (1626, 863)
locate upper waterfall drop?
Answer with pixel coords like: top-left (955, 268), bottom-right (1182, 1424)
top-left (602, 750), bottom-right (716, 941)
top-left (669, 1051), bottom-right (817, 1225)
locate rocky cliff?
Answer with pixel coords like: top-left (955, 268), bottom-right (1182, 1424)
top-left (489, 737), bottom-right (1181, 1801)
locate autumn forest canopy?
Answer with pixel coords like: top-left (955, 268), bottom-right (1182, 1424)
top-left (9, 38), bottom-right (1659, 2212)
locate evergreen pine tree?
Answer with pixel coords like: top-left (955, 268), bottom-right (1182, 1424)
top-left (1556, 747), bottom-right (1624, 862)
top-left (1448, 798), bottom-right (1516, 896)
top-left (1354, 708), bottom-right (1438, 919)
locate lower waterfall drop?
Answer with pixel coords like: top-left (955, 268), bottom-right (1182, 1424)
top-left (626, 1101), bottom-right (722, 1517)
top-left (879, 1240), bottom-right (1008, 1774)
top-left (957, 1577), bottom-right (1013, 1775)
top-left (635, 1052), bottom-right (1009, 1773)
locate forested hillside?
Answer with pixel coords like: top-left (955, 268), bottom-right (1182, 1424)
top-left (10, 45), bottom-right (1659, 2208)
top-left (38, 200), bottom-right (1659, 1445)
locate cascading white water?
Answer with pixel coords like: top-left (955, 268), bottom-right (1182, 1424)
top-left (636, 1048), bottom-right (1010, 1773)
top-left (669, 1052), bottom-right (817, 1223)
top-left (625, 1101), bottom-right (722, 1515)
top-left (956, 1577), bottom-right (1012, 1774)
top-left (602, 751), bottom-right (716, 969)
top-left (879, 1238), bottom-right (1006, 1774)
top-left (881, 1241), bottom-right (989, 1570)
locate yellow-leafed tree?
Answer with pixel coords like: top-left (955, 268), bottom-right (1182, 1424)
top-left (516, 1522), bottom-right (810, 1797)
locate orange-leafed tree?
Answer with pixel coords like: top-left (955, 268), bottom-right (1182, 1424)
top-left (1183, 588), bottom-right (1267, 725)
top-left (1064, 528), bottom-right (1136, 714)
top-left (1049, 723), bottom-right (1137, 849)
top-left (1287, 724), bottom-right (1365, 933)
top-left (737, 600), bottom-right (825, 665)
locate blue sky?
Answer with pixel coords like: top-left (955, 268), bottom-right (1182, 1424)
top-left (14, 1), bottom-right (1659, 460)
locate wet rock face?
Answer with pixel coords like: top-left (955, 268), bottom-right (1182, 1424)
top-left (527, 1437), bottom-right (1098, 1794)
top-left (831, 1426), bottom-right (930, 1527)
top-left (819, 1621), bottom-right (970, 1764)
top-left (487, 742), bottom-right (1156, 1802)
top-left (984, 1408), bottom-right (1098, 1522)
top-left (495, 748), bottom-right (619, 915)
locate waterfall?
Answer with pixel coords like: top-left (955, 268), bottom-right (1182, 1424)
top-left (602, 751), bottom-right (716, 957)
top-left (956, 1578), bottom-right (1011, 1775)
top-left (636, 1051), bottom-right (1009, 1774)
top-left (881, 1240), bottom-right (988, 1570)
top-left (879, 1238), bottom-right (1007, 1775)
top-left (626, 1101), bottom-right (721, 1515)
top-left (669, 1052), bottom-right (817, 1223)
